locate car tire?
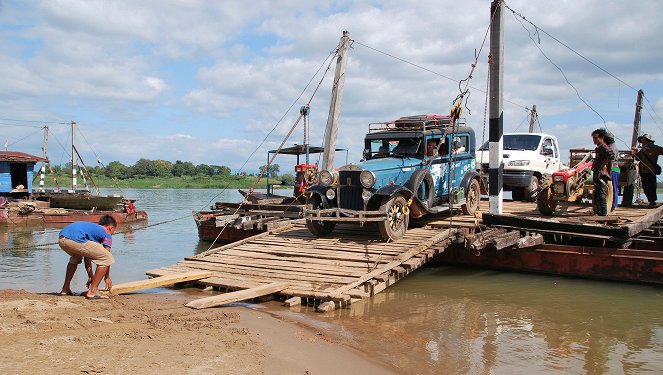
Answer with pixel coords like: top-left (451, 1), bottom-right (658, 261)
top-left (511, 188), bottom-right (524, 201)
top-left (462, 179), bottom-right (481, 216)
top-left (305, 194), bottom-right (336, 236)
top-left (523, 176), bottom-right (540, 202)
top-left (377, 194), bottom-right (409, 241)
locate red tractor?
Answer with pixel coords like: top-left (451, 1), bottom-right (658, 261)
top-left (293, 163), bottom-right (318, 202)
top-left (537, 152), bottom-right (614, 215)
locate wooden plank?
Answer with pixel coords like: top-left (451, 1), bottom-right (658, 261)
top-left (185, 282), bottom-right (290, 309)
top-left (111, 271), bottom-right (214, 295)
top-left (326, 229), bottom-right (456, 299)
top-left (482, 212), bottom-right (629, 238)
top-left (622, 205), bottom-right (663, 236)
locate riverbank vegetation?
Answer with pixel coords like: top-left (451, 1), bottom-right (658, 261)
top-left (41, 159), bottom-right (295, 189)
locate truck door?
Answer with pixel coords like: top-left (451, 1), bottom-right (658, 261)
top-left (542, 137), bottom-right (560, 171)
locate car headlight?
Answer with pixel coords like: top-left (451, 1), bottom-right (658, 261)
top-left (319, 170), bottom-right (333, 186)
top-left (325, 189), bottom-right (336, 200)
top-left (553, 175), bottom-right (564, 182)
top-left (362, 189), bottom-right (372, 201)
top-left (360, 170), bottom-right (376, 188)
top-left (508, 160), bottom-right (530, 166)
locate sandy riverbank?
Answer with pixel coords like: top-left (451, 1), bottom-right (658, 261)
top-left (0, 290), bottom-right (399, 374)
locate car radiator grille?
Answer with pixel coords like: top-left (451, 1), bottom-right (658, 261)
top-left (338, 171), bottom-right (364, 211)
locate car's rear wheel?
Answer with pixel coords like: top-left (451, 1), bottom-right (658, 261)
top-left (305, 194), bottom-right (336, 236)
top-left (462, 179), bottom-right (481, 216)
top-left (378, 194), bottom-right (409, 241)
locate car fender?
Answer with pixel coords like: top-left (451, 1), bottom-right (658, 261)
top-left (461, 170), bottom-right (482, 194)
top-left (307, 185), bottom-right (333, 208)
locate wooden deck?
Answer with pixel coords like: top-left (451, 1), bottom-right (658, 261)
top-left (426, 200), bottom-right (662, 241)
top-left (147, 221), bottom-right (459, 311)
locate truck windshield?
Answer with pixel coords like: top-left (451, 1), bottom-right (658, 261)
top-left (479, 134), bottom-right (541, 151)
top-left (365, 137), bottom-right (422, 159)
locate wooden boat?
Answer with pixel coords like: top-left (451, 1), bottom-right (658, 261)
top-left (34, 191), bottom-right (124, 211)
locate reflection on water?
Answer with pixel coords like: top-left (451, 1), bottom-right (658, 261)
top-left (1, 188), bottom-right (662, 373)
top-left (303, 267), bottom-right (663, 374)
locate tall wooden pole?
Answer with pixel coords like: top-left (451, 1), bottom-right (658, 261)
top-left (71, 120), bottom-right (77, 192)
top-left (631, 89), bottom-right (644, 148)
top-left (489, 0), bottom-right (504, 214)
top-left (528, 105), bottom-right (537, 133)
top-left (321, 31), bottom-right (350, 171)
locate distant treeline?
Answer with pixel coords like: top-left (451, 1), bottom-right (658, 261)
top-left (43, 159), bottom-right (296, 189)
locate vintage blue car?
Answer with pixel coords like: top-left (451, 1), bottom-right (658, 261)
top-left (304, 114), bottom-right (482, 241)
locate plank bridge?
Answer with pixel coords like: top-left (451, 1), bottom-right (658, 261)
top-left (145, 221), bottom-right (461, 311)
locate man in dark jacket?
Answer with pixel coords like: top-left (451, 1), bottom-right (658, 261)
top-left (591, 129), bottom-right (615, 216)
top-left (635, 134), bottom-right (663, 208)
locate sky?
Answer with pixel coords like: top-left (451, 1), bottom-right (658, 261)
top-left (1, 0), bottom-right (662, 174)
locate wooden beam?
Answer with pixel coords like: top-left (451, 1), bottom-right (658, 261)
top-left (326, 229), bottom-right (455, 299)
top-left (185, 282), bottom-right (290, 309)
top-left (111, 271), bottom-right (214, 295)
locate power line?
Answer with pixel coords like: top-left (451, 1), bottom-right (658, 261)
top-left (503, 3), bottom-right (639, 93)
top-left (351, 40), bottom-right (531, 112)
top-left (509, 7), bottom-right (607, 128)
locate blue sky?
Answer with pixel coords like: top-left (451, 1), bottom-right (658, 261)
top-left (1, 0), bottom-right (662, 173)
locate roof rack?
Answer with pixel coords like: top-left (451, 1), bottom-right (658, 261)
top-left (367, 114), bottom-right (466, 133)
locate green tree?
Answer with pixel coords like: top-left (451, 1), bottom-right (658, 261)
top-left (258, 164), bottom-right (280, 178)
top-left (105, 161), bottom-right (130, 179)
top-left (214, 165), bottom-right (231, 176)
top-left (153, 160), bottom-right (173, 177)
top-left (280, 173), bottom-right (296, 185)
top-left (195, 163), bottom-right (213, 176)
top-left (171, 160), bottom-right (196, 177)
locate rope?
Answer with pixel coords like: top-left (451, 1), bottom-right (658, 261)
top-left (0, 214), bottom-right (190, 252)
top-left (199, 48), bottom-right (339, 212)
top-left (204, 45), bottom-right (340, 251)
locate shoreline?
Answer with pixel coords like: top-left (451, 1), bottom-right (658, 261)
top-left (0, 289), bottom-right (400, 374)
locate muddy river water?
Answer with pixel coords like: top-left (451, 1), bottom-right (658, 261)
top-left (1, 188), bottom-right (662, 374)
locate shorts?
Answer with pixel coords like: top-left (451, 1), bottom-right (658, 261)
top-left (58, 237), bottom-right (115, 267)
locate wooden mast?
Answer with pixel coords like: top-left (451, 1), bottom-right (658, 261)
top-left (321, 31), bottom-right (350, 171)
top-left (631, 89), bottom-right (644, 148)
top-left (71, 120), bottom-right (77, 192)
top-left (489, 0), bottom-right (504, 214)
top-left (528, 105), bottom-right (537, 133)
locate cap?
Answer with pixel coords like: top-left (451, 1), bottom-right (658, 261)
top-left (637, 133), bottom-right (653, 142)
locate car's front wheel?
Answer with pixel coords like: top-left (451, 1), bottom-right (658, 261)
top-left (377, 194), bottom-right (409, 241)
top-left (305, 194), bottom-right (336, 237)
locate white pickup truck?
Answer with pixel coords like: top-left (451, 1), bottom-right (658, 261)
top-left (476, 133), bottom-right (562, 201)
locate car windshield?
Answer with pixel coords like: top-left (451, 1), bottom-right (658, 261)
top-left (365, 137), bottom-right (422, 159)
top-left (479, 134), bottom-right (541, 151)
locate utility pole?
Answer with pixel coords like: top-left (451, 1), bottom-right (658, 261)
top-left (38, 126), bottom-right (49, 192)
top-left (321, 31), bottom-right (350, 171)
top-left (631, 89), bottom-right (644, 148)
top-left (488, 0), bottom-right (504, 214)
top-left (528, 105), bottom-right (537, 133)
top-left (71, 120), bottom-right (77, 192)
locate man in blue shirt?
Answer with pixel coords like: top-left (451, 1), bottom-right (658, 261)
top-left (58, 215), bottom-right (117, 299)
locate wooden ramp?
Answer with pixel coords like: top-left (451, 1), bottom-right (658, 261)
top-left (147, 222), bottom-right (459, 311)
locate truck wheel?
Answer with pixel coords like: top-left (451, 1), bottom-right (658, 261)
top-left (305, 194), bottom-right (336, 236)
top-left (511, 188), bottom-right (524, 201)
top-left (406, 170), bottom-right (434, 208)
top-left (537, 184), bottom-right (557, 215)
top-left (378, 194), bottom-right (409, 241)
top-left (462, 179), bottom-right (481, 216)
top-left (523, 176), bottom-right (540, 202)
